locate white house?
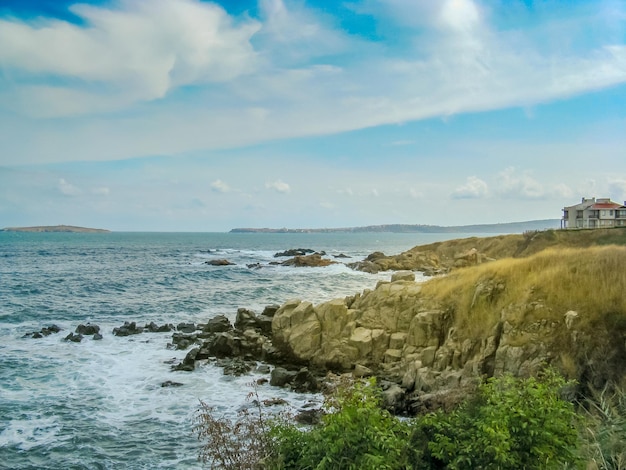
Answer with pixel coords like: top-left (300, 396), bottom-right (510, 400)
top-left (561, 197), bottom-right (626, 229)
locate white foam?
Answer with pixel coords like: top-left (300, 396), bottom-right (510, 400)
top-left (0, 416), bottom-right (65, 451)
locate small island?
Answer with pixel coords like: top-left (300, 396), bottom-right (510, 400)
top-left (1, 225), bottom-right (110, 233)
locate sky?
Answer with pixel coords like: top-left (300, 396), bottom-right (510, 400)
top-left (0, 0), bottom-right (625, 232)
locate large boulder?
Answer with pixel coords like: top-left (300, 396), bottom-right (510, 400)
top-left (281, 254), bottom-right (337, 268)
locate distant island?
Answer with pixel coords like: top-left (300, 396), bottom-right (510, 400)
top-left (1, 225), bottom-right (111, 233)
top-left (230, 219), bottom-right (560, 234)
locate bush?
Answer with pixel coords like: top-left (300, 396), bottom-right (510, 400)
top-left (193, 387), bottom-right (274, 469)
top-left (195, 373), bottom-right (580, 469)
top-left (579, 383), bottom-right (626, 469)
top-left (268, 377), bottom-right (413, 469)
top-left (412, 371), bottom-right (579, 469)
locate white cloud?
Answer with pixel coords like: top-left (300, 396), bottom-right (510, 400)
top-left (452, 176), bottom-right (488, 199)
top-left (0, 0), bottom-right (625, 166)
top-left (58, 178), bottom-right (81, 196)
top-left (0, 0), bottom-right (260, 116)
top-left (497, 167), bottom-right (544, 199)
top-left (211, 179), bottom-right (230, 193)
top-left (337, 188), bottom-right (354, 196)
top-left (409, 188), bottom-right (422, 199)
top-left (92, 186), bottom-right (110, 196)
top-left (266, 179), bottom-right (291, 193)
top-left (553, 183), bottom-right (574, 199)
top-left (608, 178), bottom-right (626, 201)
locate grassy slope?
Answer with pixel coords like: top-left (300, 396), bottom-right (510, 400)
top-left (419, 244), bottom-right (626, 386)
top-left (407, 227), bottom-right (626, 263)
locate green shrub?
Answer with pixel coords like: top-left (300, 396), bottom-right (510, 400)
top-left (579, 383), bottom-right (626, 469)
top-left (412, 371), bottom-right (579, 469)
top-left (268, 377), bottom-right (413, 470)
top-left (195, 373), bottom-right (581, 469)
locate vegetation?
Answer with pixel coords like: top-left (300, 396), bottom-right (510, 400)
top-left (420, 245), bottom-right (626, 343)
top-left (411, 371), bottom-right (578, 469)
top-left (579, 383), bottom-right (626, 469)
top-left (195, 373), bottom-right (588, 469)
top-left (409, 227), bottom-right (626, 263)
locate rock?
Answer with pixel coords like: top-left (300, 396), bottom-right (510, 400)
top-left (64, 332), bottom-right (83, 343)
top-left (274, 248), bottom-right (315, 257)
top-left (247, 263), bottom-right (263, 269)
top-left (293, 368), bottom-right (320, 393)
top-left (262, 398), bottom-right (288, 406)
top-left (113, 321), bottom-right (143, 336)
top-left (23, 324), bottom-right (62, 338)
top-left (173, 347), bottom-right (199, 371)
top-left (93, 333), bottom-right (103, 340)
top-left (161, 380), bottom-right (183, 387)
top-left (270, 367), bottom-right (297, 387)
top-left (295, 409), bottom-right (323, 425)
top-left (391, 271), bottom-right (415, 282)
top-left (453, 248), bottom-right (484, 267)
top-left (564, 310), bottom-right (578, 329)
top-left (333, 253), bottom-right (351, 259)
top-left (218, 358), bottom-right (254, 376)
top-left (261, 304), bottom-right (280, 317)
top-left (205, 259), bottom-right (235, 266)
top-left (207, 332), bottom-right (239, 357)
top-left (75, 323), bottom-right (100, 335)
top-left (235, 308), bottom-right (258, 331)
top-left (346, 260), bottom-right (381, 274)
top-left (170, 333), bottom-right (198, 350)
top-left (204, 315), bottom-right (232, 333)
top-left (145, 322), bottom-right (175, 333)
top-left (281, 254), bottom-right (337, 268)
top-left (353, 364), bottom-right (373, 378)
top-left (255, 364), bottom-right (271, 374)
top-left (382, 383), bottom-right (406, 414)
top-left (176, 322), bottom-right (196, 333)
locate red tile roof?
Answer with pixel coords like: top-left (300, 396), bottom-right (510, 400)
top-left (592, 203), bottom-right (622, 209)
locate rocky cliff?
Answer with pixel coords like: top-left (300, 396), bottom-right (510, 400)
top-left (273, 245), bottom-right (626, 411)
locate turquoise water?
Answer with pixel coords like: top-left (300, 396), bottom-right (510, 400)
top-left (0, 231), bottom-right (475, 469)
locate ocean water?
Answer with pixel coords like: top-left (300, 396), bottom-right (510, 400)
top-left (0, 231), bottom-right (473, 469)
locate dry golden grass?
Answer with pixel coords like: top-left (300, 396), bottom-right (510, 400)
top-left (408, 227), bottom-right (626, 265)
top-left (420, 245), bottom-right (626, 342)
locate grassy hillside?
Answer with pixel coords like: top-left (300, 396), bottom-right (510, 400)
top-left (409, 227), bottom-right (626, 263)
top-left (420, 245), bottom-right (626, 386)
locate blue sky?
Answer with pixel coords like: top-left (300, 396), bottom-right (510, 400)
top-left (0, 0), bottom-right (625, 231)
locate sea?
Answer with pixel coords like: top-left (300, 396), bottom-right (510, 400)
top-left (0, 231), bottom-right (480, 469)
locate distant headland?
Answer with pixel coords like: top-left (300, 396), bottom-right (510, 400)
top-left (230, 219), bottom-right (560, 234)
top-left (1, 225), bottom-right (111, 233)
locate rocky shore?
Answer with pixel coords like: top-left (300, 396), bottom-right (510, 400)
top-left (22, 233), bottom-right (626, 416)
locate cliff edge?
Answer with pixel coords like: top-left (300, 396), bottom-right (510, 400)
top-left (273, 244), bottom-right (626, 411)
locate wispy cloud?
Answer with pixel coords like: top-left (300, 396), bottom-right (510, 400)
top-left (496, 167), bottom-right (545, 199)
top-left (58, 178), bottom-right (81, 196)
top-left (265, 179), bottom-right (291, 193)
top-left (452, 176), bottom-right (488, 199)
top-left (211, 179), bottom-right (231, 193)
top-left (1, 0), bottom-right (625, 164)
